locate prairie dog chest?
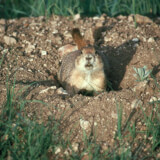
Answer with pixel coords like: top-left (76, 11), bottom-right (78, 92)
top-left (80, 72), bottom-right (93, 89)
top-left (70, 69), bottom-right (105, 91)
top-left (84, 72), bottom-right (92, 83)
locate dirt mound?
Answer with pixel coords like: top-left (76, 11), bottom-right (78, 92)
top-left (0, 14), bottom-right (160, 156)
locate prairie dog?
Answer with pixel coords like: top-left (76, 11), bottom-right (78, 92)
top-left (58, 28), bottom-right (109, 95)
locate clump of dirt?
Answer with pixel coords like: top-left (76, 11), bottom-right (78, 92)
top-left (0, 14), bottom-right (160, 156)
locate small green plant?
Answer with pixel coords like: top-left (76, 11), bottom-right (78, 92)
top-left (133, 66), bottom-right (152, 82)
top-left (0, 78), bottom-right (65, 159)
top-left (132, 0), bottom-right (137, 28)
top-left (116, 103), bottom-right (123, 140)
top-left (140, 104), bottom-right (160, 152)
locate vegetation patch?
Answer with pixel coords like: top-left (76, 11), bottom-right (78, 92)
top-left (0, 0), bottom-right (160, 18)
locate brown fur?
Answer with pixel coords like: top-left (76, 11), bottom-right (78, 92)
top-left (71, 28), bottom-right (87, 50)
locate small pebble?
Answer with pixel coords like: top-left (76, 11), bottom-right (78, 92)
top-left (132, 38), bottom-right (139, 42)
top-left (148, 37), bottom-right (155, 43)
top-left (41, 50), bottom-right (47, 56)
top-left (56, 87), bottom-right (68, 95)
top-left (74, 14), bottom-right (81, 21)
top-left (55, 147), bottom-right (61, 154)
top-left (80, 119), bottom-right (90, 130)
top-left (4, 36), bottom-right (17, 45)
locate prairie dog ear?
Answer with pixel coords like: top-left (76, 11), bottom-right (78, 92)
top-left (71, 28), bottom-right (87, 50)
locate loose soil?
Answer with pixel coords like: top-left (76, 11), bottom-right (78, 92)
top-left (0, 14), bottom-right (160, 158)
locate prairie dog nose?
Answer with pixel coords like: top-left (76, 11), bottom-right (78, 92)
top-left (85, 55), bottom-right (93, 61)
top-left (86, 57), bottom-right (92, 61)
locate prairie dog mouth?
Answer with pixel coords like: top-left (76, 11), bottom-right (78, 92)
top-left (85, 64), bottom-right (93, 69)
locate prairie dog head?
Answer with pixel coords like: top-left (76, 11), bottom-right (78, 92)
top-left (72, 28), bottom-right (104, 72)
top-left (75, 46), bottom-right (104, 72)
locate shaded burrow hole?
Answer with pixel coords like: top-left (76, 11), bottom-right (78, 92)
top-left (103, 39), bottom-right (137, 91)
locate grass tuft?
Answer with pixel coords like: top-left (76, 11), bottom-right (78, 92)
top-left (0, 79), bottom-right (64, 159)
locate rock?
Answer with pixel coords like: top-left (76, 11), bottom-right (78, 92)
top-left (74, 14), bottom-right (81, 21)
top-left (58, 44), bottom-right (77, 57)
top-left (132, 38), bottom-right (139, 42)
top-left (12, 32), bottom-right (17, 37)
top-left (95, 21), bottom-right (104, 27)
top-left (128, 14), bottom-right (153, 24)
top-left (143, 37), bottom-right (147, 42)
top-left (52, 29), bottom-right (58, 34)
top-left (133, 43), bottom-right (139, 48)
top-left (55, 36), bottom-right (62, 45)
top-left (157, 153), bottom-right (160, 159)
top-left (72, 143), bottom-right (79, 152)
top-left (135, 14), bottom-right (153, 24)
top-left (132, 80), bottom-right (148, 95)
top-left (55, 147), bottom-right (61, 154)
top-left (39, 86), bottom-right (56, 94)
top-left (56, 87), bottom-right (68, 95)
top-left (111, 112), bottom-right (117, 119)
top-left (43, 64), bottom-right (47, 67)
top-left (2, 49), bottom-right (8, 54)
top-left (28, 58), bottom-right (33, 62)
top-left (149, 96), bottom-right (158, 103)
top-left (93, 16), bottom-right (99, 20)
top-left (117, 15), bottom-right (127, 20)
top-left (148, 37), bottom-right (155, 43)
top-left (64, 149), bottom-right (70, 156)
top-left (64, 31), bottom-right (72, 38)
top-left (128, 15), bottom-right (134, 22)
top-left (60, 104), bottom-right (65, 108)
top-left (104, 37), bottom-right (112, 42)
top-left (0, 25), bottom-right (5, 33)
top-left (41, 50), bottom-right (47, 56)
top-left (0, 19), bottom-right (5, 25)
top-left (25, 44), bottom-right (35, 54)
top-left (99, 14), bottom-right (106, 21)
top-left (4, 36), bottom-right (17, 45)
top-left (80, 119), bottom-right (90, 130)
top-left (131, 99), bottom-right (143, 109)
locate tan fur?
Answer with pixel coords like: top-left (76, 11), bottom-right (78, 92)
top-left (70, 69), bottom-right (106, 92)
top-left (58, 28), bottom-right (109, 95)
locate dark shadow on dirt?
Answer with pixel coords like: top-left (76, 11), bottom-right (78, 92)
top-left (94, 26), bottom-right (138, 90)
top-left (152, 63), bottom-right (160, 77)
